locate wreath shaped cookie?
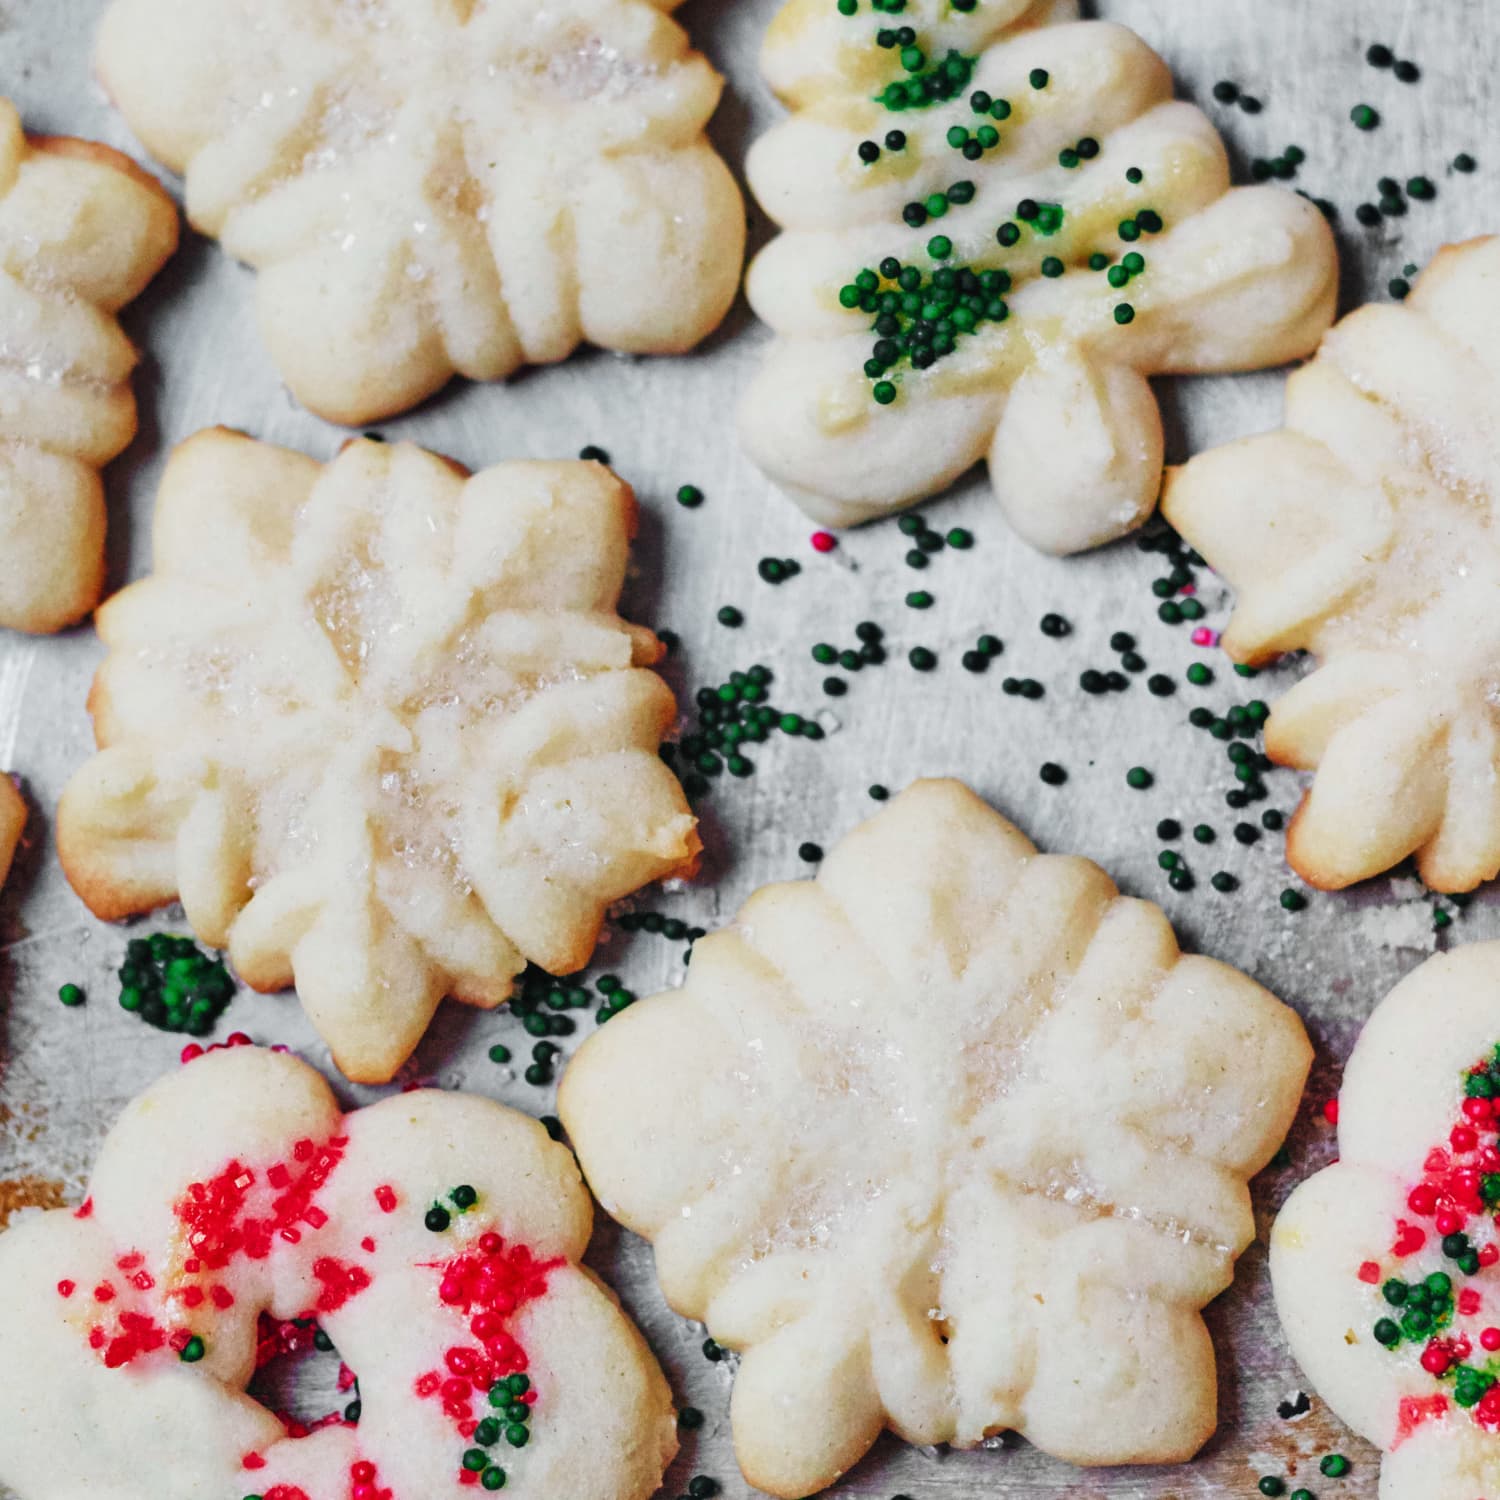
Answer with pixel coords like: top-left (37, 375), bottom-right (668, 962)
top-left (57, 430), bottom-right (699, 1082)
top-left (1164, 237), bottom-right (1500, 894)
top-left (1271, 943), bottom-right (1500, 1500)
top-left (0, 97), bottom-right (177, 634)
top-left (560, 778), bottom-right (1312, 1495)
top-left (0, 772), bottom-right (23, 890)
top-left (94, 0), bottom-right (745, 426)
top-left (0, 1044), bottom-right (678, 1500)
top-left (737, 0), bottom-right (1338, 553)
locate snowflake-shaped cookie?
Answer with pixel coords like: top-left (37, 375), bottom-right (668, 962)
top-left (0, 773), bottom-right (23, 890)
top-left (57, 429), bottom-right (699, 1083)
top-left (560, 778), bottom-right (1312, 1495)
top-left (1164, 238), bottom-right (1500, 894)
top-left (0, 97), bottom-right (177, 633)
top-left (1270, 942), bottom-right (1500, 1500)
top-left (738, 0), bottom-right (1338, 553)
top-left (0, 1044), bottom-right (678, 1500)
top-left (95, 0), bottom-right (744, 426)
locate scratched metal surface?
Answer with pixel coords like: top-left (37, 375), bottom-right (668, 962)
top-left (1, 0), bottom-right (1496, 1495)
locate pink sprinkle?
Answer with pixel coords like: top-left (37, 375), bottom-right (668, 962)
top-left (1179, 582), bottom-right (1197, 596)
top-left (810, 531), bottom-right (837, 554)
top-left (1191, 627), bottom-right (1218, 647)
top-left (270, 1044), bottom-right (290, 1053)
top-left (1323, 1098), bottom-right (1339, 1126)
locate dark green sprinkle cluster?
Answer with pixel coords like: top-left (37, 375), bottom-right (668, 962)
top-left (1210, 79), bottom-right (1263, 114)
top-left (1373, 1271), bottom-right (1455, 1349)
top-left (876, 44), bottom-right (977, 113)
top-left (1250, 144), bottom-right (1305, 181)
top-left (1138, 521), bottom-right (1208, 624)
top-left (661, 664), bottom-right (822, 796)
top-left (895, 511), bottom-right (971, 569)
top-left (425, 1185), bottom-right (478, 1232)
top-left (618, 909), bottom-right (705, 952)
top-left (117, 934), bottom-right (235, 1035)
top-left (842, 257), bottom-right (1013, 402)
top-left (1366, 42), bottom-right (1420, 81)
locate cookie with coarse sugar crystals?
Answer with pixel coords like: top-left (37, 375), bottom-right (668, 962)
top-left (738, 0), bottom-right (1337, 553)
top-left (95, 0), bottom-right (744, 426)
top-left (0, 97), bottom-right (177, 634)
top-left (57, 429), bottom-right (699, 1083)
top-left (0, 1044), bottom-right (678, 1500)
top-left (561, 778), bottom-right (1312, 1496)
top-left (1271, 942), bottom-right (1500, 1500)
top-left (1164, 237), bottom-right (1500, 894)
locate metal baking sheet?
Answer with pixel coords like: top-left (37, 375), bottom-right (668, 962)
top-left (2, 2), bottom-right (1497, 1495)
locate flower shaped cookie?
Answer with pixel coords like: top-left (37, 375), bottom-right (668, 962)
top-left (1164, 238), bottom-right (1500, 894)
top-left (561, 779), bottom-right (1312, 1495)
top-left (1271, 943), bottom-right (1500, 1500)
top-left (738, 0), bottom-right (1337, 553)
top-left (0, 773), bottom-right (23, 889)
top-left (0, 1044), bottom-right (678, 1500)
top-left (0, 97), bottom-right (177, 633)
top-left (95, 0), bottom-right (744, 425)
top-left (57, 430), bottom-right (698, 1082)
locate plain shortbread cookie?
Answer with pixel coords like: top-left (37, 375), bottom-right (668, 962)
top-left (95, 0), bottom-right (745, 425)
top-left (738, 0), bottom-right (1337, 552)
top-left (0, 96), bottom-right (177, 633)
top-left (1272, 943), bottom-right (1500, 1499)
top-left (1164, 237), bottom-right (1500, 894)
top-left (561, 778), bottom-right (1312, 1495)
top-left (0, 1045), bottom-right (678, 1500)
top-left (0, 772), bottom-right (23, 889)
top-left (57, 430), bottom-right (699, 1083)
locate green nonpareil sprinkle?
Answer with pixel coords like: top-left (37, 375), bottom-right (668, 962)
top-left (58, 983), bottom-right (84, 1007)
top-left (676, 484), bottom-right (704, 508)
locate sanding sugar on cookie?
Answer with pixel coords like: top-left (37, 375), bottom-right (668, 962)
top-left (0, 97), bottom-right (177, 634)
top-left (95, 0), bottom-right (745, 426)
top-left (738, 0), bottom-right (1337, 553)
top-left (57, 429), bottom-right (700, 1084)
top-left (561, 778), bottom-right (1312, 1496)
top-left (1164, 237), bottom-right (1500, 895)
top-left (0, 1044), bottom-right (678, 1500)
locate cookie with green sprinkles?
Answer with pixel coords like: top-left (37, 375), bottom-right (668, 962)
top-left (1272, 944), bottom-right (1500, 1500)
top-left (739, 3), bottom-right (1337, 551)
top-left (55, 431), bottom-right (700, 1084)
top-left (562, 779), bottom-right (1310, 1496)
top-left (0, 1044), bottom-right (679, 1500)
top-left (1164, 240), bottom-right (1500, 894)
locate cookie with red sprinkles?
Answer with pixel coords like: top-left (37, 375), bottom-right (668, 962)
top-left (1273, 942), bottom-right (1500, 1498)
top-left (0, 1045), bottom-right (676, 1500)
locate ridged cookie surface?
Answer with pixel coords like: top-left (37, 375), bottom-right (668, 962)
top-left (562, 778), bottom-right (1311, 1495)
top-left (96, 0), bottom-right (744, 424)
top-left (0, 97), bottom-right (177, 633)
top-left (1165, 237), bottom-right (1500, 893)
top-left (739, 0), bottom-right (1336, 550)
top-left (58, 430), bottom-right (699, 1082)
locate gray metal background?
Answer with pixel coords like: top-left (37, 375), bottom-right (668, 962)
top-left (2, 1), bottom-right (1497, 1495)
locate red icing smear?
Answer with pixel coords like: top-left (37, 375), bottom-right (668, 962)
top-left (412, 1232), bottom-right (562, 1435)
top-left (1394, 1393), bottom-right (1450, 1446)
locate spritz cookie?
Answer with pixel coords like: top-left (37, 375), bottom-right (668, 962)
top-left (1272, 943), bottom-right (1500, 1500)
top-left (561, 779), bottom-right (1312, 1495)
top-left (0, 1044), bottom-right (678, 1500)
top-left (0, 772), bottom-right (23, 890)
top-left (95, 0), bottom-right (745, 425)
top-left (0, 97), bottom-right (177, 633)
top-left (738, 0), bottom-right (1337, 553)
top-left (57, 430), bottom-right (699, 1082)
top-left (1165, 238), bottom-right (1500, 893)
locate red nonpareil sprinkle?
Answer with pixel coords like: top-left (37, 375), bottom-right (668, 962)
top-left (361, 1236), bottom-right (376, 1253)
top-left (93, 1282), bottom-right (115, 1303)
top-left (181, 1043), bottom-right (203, 1063)
top-left (263, 1487), bottom-right (309, 1500)
top-left (1482, 1245), bottom-right (1500, 1268)
top-left (1358, 1260), bottom-right (1381, 1284)
top-left (56, 1280), bottom-right (75, 1298)
top-left (810, 531), bottom-right (837, 554)
top-left (227, 1031), bottom-right (251, 1046)
top-left (375, 1185), bottom-right (398, 1213)
top-left (312, 1256), bottom-right (371, 1314)
top-left (1453, 1126), bottom-right (1479, 1154)
top-left (1393, 1221), bottom-right (1427, 1256)
top-left (1323, 1098), bottom-right (1339, 1126)
top-left (1484, 1327), bottom-right (1500, 1352)
top-left (242, 1452), bottom-right (266, 1471)
top-left (1190, 626), bottom-right (1217, 647)
top-left (1408, 1183), bottom-right (1438, 1216)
